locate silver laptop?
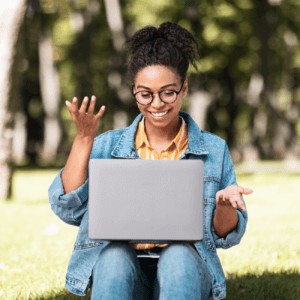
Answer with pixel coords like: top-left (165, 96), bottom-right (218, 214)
top-left (88, 159), bottom-right (203, 243)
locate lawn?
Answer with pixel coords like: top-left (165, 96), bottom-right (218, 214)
top-left (0, 168), bottom-right (299, 299)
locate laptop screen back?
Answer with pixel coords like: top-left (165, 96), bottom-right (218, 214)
top-left (89, 159), bottom-right (203, 243)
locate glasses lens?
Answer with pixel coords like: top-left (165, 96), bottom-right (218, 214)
top-left (135, 92), bottom-right (152, 105)
top-left (135, 90), bottom-right (178, 104)
top-left (160, 90), bottom-right (177, 103)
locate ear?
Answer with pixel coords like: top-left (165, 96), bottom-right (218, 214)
top-left (182, 78), bottom-right (188, 98)
top-left (132, 83), bottom-right (135, 94)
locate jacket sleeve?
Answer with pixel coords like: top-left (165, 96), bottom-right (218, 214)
top-left (48, 167), bottom-right (89, 226)
top-left (211, 142), bottom-right (248, 249)
top-left (48, 130), bottom-right (119, 226)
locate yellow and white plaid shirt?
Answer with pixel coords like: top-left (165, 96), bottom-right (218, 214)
top-left (129, 116), bottom-right (188, 250)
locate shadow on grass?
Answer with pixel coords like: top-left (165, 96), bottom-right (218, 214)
top-left (34, 271), bottom-right (300, 300)
top-left (226, 270), bottom-right (300, 300)
top-left (35, 289), bottom-right (91, 300)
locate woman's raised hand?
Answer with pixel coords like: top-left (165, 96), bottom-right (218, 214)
top-left (65, 96), bottom-right (105, 139)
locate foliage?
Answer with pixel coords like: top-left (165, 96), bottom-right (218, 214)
top-left (12, 0), bottom-right (300, 167)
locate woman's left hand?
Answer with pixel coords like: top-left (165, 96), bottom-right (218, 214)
top-left (216, 185), bottom-right (253, 211)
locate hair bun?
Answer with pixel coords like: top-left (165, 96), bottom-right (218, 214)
top-left (158, 22), bottom-right (181, 44)
top-left (126, 22), bottom-right (190, 55)
top-left (157, 22), bottom-right (198, 59)
top-left (127, 26), bottom-right (159, 55)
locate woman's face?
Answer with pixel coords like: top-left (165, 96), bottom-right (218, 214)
top-left (133, 65), bottom-right (188, 129)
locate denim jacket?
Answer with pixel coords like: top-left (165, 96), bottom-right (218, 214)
top-left (48, 111), bottom-right (247, 299)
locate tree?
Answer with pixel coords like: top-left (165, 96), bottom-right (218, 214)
top-left (0, 0), bottom-right (27, 200)
top-left (104, 0), bottom-right (136, 129)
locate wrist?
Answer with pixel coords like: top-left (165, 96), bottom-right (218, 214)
top-left (216, 202), bottom-right (236, 212)
top-left (214, 204), bottom-right (238, 237)
top-left (75, 133), bottom-right (94, 144)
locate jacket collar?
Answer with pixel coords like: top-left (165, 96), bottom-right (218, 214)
top-left (111, 111), bottom-right (209, 158)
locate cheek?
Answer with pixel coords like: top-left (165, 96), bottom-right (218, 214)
top-left (175, 98), bottom-right (183, 110)
top-left (137, 103), bottom-right (144, 111)
top-left (167, 101), bottom-right (181, 118)
top-left (137, 104), bottom-right (148, 115)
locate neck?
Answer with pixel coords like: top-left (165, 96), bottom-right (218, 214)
top-left (144, 116), bottom-right (181, 147)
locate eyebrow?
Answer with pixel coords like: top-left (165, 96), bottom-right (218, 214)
top-left (136, 83), bottom-right (178, 90)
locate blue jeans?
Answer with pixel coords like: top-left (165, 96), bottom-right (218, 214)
top-left (91, 242), bottom-right (213, 299)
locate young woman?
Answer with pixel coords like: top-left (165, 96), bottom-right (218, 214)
top-left (49, 22), bottom-right (252, 300)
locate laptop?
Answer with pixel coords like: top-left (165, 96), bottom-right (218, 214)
top-left (88, 159), bottom-right (204, 244)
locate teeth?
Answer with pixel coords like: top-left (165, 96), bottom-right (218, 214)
top-left (151, 110), bottom-right (169, 117)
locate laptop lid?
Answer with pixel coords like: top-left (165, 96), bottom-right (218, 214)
top-left (88, 159), bottom-right (203, 243)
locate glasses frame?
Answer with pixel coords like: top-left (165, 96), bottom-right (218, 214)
top-left (132, 81), bottom-right (185, 105)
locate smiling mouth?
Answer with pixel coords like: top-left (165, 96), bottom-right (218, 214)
top-left (150, 110), bottom-right (170, 117)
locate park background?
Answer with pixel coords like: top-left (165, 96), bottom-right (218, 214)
top-left (0, 0), bottom-right (299, 299)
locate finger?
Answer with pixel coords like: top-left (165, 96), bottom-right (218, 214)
top-left (237, 186), bottom-right (253, 195)
top-left (229, 198), bottom-right (238, 209)
top-left (231, 194), bottom-right (246, 210)
top-left (95, 105), bottom-right (105, 120)
top-left (216, 191), bottom-right (223, 203)
top-left (239, 201), bottom-right (247, 210)
top-left (235, 198), bottom-right (246, 210)
top-left (66, 98), bottom-right (78, 117)
top-left (72, 97), bottom-right (79, 111)
top-left (79, 96), bottom-right (89, 113)
top-left (237, 186), bottom-right (244, 194)
top-left (243, 188), bottom-right (253, 195)
top-left (88, 95), bottom-right (96, 114)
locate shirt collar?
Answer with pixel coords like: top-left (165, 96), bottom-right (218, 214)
top-left (136, 116), bottom-right (148, 150)
top-left (136, 116), bottom-right (188, 151)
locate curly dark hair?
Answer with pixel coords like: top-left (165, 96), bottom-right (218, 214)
top-left (125, 22), bottom-right (199, 83)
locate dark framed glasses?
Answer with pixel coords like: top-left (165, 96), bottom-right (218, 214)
top-left (132, 81), bottom-right (184, 105)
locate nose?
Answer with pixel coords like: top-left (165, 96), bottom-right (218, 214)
top-left (151, 92), bottom-right (165, 108)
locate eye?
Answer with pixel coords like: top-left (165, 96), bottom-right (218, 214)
top-left (140, 92), bottom-right (152, 98)
top-left (162, 91), bottom-right (175, 96)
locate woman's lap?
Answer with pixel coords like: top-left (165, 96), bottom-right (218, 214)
top-left (91, 242), bottom-right (212, 300)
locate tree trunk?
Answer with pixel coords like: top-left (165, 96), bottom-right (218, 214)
top-left (12, 111), bottom-right (27, 164)
top-left (0, 0), bottom-right (27, 200)
top-left (38, 30), bottom-right (62, 164)
top-left (254, 0), bottom-right (297, 161)
top-left (104, 0), bottom-right (131, 130)
top-left (188, 91), bottom-right (213, 131)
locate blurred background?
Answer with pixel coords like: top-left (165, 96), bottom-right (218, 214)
top-left (0, 0), bottom-right (300, 299)
top-left (1, 0), bottom-right (300, 200)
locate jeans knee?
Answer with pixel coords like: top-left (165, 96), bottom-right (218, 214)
top-left (95, 242), bottom-right (139, 273)
top-left (158, 243), bottom-right (200, 277)
top-left (159, 243), bottom-right (192, 261)
top-left (155, 243), bottom-right (212, 299)
top-left (91, 243), bottom-right (145, 300)
top-left (100, 242), bottom-right (134, 259)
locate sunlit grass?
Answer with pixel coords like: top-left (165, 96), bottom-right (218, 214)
top-left (0, 169), bottom-right (299, 299)
top-left (0, 170), bottom-right (89, 300)
top-left (218, 172), bottom-right (300, 299)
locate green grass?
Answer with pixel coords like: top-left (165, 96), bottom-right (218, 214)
top-left (0, 169), bottom-right (299, 299)
top-left (218, 173), bottom-right (300, 299)
top-left (0, 170), bottom-right (90, 300)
